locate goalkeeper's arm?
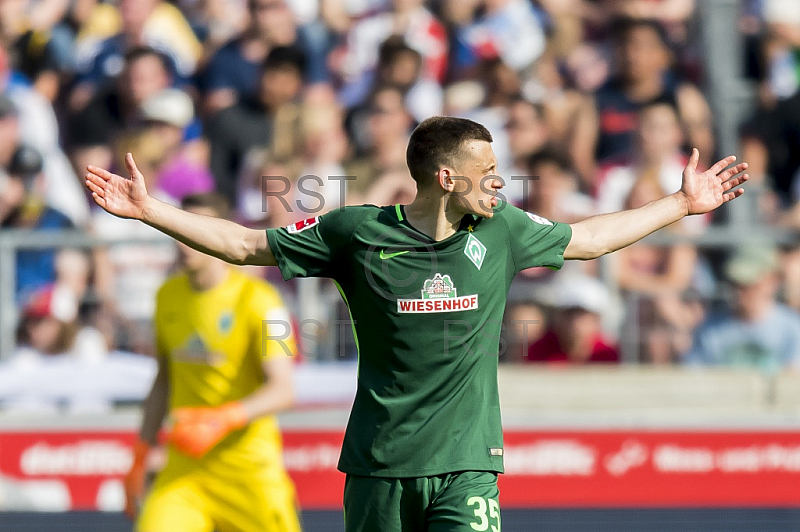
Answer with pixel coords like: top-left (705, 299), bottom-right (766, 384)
top-left (170, 355), bottom-right (295, 459)
top-left (124, 357), bottom-right (169, 519)
top-left (140, 358), bottom-right (170, 445)
top-left (239, 353), bottom-right (296, 420)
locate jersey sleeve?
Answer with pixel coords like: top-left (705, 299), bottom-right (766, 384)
top-left (499, 203), bottom-right (573, 272)
top-left (266, 209), bottom-right (357, 280)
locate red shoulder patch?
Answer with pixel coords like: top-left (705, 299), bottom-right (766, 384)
top-left (286, 216), bottom-right (320, 234)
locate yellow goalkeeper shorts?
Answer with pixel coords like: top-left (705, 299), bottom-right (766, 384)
top-left (136, 466), bottom-right (301, 532)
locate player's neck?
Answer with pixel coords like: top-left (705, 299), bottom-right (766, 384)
top-left (405, 192), bottom-right (463, 241)
top-left (187, 262), bottom-right (230, 292)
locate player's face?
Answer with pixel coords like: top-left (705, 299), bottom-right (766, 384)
top-left (449, 140), bottom-right (502, 218)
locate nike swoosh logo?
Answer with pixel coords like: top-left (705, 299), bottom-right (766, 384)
top-left (379, 249), bottom-right (410, 260)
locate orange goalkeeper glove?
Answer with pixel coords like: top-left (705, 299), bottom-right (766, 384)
top-left (168, 402), bottom-right (248, 459)
top-left (123, 440), bottom-right (150, 520)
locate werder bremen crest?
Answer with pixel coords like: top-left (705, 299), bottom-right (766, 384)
top-left (423, 273), bottom-right (456, 299)
top-left (464, 233), bottom-right (487, 270)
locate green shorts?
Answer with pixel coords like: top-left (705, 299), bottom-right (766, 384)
top-left (343, 471), bottom-right (500, 532)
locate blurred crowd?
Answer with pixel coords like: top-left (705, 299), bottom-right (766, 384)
top-left (1, 0), bottom-right (800, 373)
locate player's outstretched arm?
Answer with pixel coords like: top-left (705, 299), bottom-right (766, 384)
top-left (85, 153), bottom-right (276, 266)
top-left (564, 149), bottom-right (748, 260)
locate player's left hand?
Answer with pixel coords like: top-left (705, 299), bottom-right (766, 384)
top-left (169, 402), bottom-right (248, 459)
top-left (679, 148), bottom-right (749, 215)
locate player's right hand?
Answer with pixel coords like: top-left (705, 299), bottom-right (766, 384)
top-left (123, 440), bottom-right (150, 520)
top-left (85, 152), bottom-right (150, 220)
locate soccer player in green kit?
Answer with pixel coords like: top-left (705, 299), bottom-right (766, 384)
top-left (86, 117), bottom-right (748, 531)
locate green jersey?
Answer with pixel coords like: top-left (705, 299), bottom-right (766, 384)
top-left (266, 202), bottom-right (571, 477)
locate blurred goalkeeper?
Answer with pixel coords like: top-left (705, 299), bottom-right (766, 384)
top-left (124, 193), bottom-right (301, 532)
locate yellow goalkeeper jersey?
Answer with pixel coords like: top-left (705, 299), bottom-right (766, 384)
top-left (154, 268), bottom-right (296, 477)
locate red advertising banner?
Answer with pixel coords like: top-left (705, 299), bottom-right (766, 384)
top-left (2, 429), bottom-right (800, 510)
top-left (0, 431), bottom-right (137, 511)
top-left (499, 431), bottom-right (800, 507)
top-left (281, 431), bottom-right (345, 509)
